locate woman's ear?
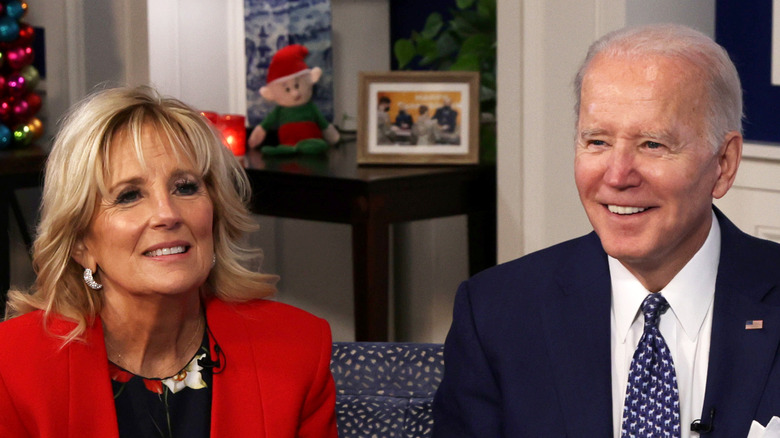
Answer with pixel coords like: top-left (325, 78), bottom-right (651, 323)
top-left (71, 239), bottom-right (95, 270)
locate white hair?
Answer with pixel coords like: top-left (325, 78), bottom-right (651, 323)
top-left (573, 23), bottom-right (743, 150)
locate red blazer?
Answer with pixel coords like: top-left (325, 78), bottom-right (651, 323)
top-left (0, 298), bottom-right (338, 437)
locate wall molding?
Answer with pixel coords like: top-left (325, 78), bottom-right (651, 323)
top-left (147, 0), bottom-right (182, 97)
top-left (744, 142), bottom-right (780, 162)
top-left (65, 0), bottom-right (86, 103)
top-left (227, 0), bottom-right (247, 114)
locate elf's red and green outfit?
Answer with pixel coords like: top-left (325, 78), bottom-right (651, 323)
top-left (259, 44), bottom-right (330, 155)
top-left (260, 101), bottom-right (329, 154)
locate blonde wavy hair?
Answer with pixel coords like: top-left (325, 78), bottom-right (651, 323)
top-left (5, 85), bottom-right (278, 341)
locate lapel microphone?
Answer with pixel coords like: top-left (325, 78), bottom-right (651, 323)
top-left (199, 322), bottom-right (226, 374)
top-left (690, 408), bottom-right (715, 434)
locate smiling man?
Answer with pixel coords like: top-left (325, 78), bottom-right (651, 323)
top-left (433, 24), bottom-right (780, 438)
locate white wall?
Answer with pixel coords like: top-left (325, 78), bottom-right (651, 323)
top-left (147, 0), bottom-right (244, 114)
top-left (715, 145), bottom-right (780, 244)
top-left (331, 0), bottom-right (390, 130)
top-left (497, 1), bottom-right (617, 262)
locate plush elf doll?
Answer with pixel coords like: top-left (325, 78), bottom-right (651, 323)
top-left (248, 44), bottom-right (340, 155)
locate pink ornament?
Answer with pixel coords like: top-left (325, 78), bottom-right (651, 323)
top-left (6, 74), bottom-right (26, 97)
top-left (12, 98), bottom-right (29, 121)
top-left (0, 99), bottom-right (14, 124)
top-left (6, 46), bottom-right (33, 70)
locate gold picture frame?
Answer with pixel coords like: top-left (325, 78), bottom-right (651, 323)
top-left (357, 71), bottom-right (480, 165)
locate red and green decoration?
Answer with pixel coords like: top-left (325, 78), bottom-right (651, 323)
top-left (0, 1), bottom-right (42, 149)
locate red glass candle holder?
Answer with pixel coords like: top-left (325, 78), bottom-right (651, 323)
top-left (215, 114), bottom-right (246, 156)
top-left (200, 111), bottom-right (219, 124)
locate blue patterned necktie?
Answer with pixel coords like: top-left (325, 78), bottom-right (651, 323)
top-left (621, 293), bottom-right (681, 437)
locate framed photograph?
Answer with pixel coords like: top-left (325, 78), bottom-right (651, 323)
top-left (357, 71), bottom-right (480, 165)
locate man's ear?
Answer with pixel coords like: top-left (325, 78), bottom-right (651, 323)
top-left (310, 67), bottom-right (322, 84)
top-left (71, 238), bottom-right (95, 270)
top-left (260, 85), bottom-right (275, 102)
top-left (712, 131), bottom-right (742, 199)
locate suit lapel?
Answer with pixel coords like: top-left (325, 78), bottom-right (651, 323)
top-left (207, 299), bottom-right (267, 437)
top-left (702, 285), bottom-right (780, 436)
top-left (541, 233), bottom-right (614, 436)
top-left (699, 211), bottom-right (780, 437)
top-left (61, 317), bottom-right (120, 437)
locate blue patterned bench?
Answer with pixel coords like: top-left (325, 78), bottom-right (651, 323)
top-left (330, 342), bottom-right (445, 438)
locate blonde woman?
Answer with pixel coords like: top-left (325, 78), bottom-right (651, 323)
top-left (0, 86), bottom-right (337, 437)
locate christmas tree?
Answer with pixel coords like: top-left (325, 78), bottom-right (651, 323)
top-left (0, 0), bottom-right (42, 149)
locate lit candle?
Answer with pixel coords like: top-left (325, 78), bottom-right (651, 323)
top-left (216, 114), bottom-right (247, 156)
top-left (201, 111), bottom-right (246, 157)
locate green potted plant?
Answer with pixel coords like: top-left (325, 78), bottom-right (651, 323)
top-left (393, 0), bottom-right (496, 162)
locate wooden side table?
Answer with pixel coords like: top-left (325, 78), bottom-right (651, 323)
top-left (244, 141), bottom-right (496, 341)
top-left (0, 145), bottom-right (46, 306)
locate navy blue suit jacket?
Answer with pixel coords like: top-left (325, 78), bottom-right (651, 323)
top-left (433, 209), bottom-right (780, 437)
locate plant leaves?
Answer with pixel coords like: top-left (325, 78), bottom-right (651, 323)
top-left (450, 53), bottom-right (480, 71)
top-left (477, 0), bottom-right (496, 18)
top-left (435, 32), bottom-right (460, 59)
top-left (393, 39), bottom-right (417, 69)
top-left (417, 37), bottom-right (439, 59)
top-left (421, 13), bottom-right (444, 39)
top-left (456, 0), bottom-right (476, 9)
top-left (460, 34), bottom-right (492, 58)
top-left (449, 14), bottom-right (478, 36)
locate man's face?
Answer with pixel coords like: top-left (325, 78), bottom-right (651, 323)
top-left (574, 53), bottom-right (732, 289)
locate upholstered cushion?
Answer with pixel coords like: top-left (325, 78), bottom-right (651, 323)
top-left (330, 342), bottom-right (444, 438)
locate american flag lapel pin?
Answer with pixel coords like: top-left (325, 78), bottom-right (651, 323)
top-left (745, 320), bottom-right (764, 330)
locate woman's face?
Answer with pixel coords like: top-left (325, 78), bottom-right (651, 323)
top-left (74, 124), bottom-right (214, 300)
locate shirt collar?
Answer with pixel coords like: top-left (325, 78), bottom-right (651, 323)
top-left (611, 211), bottom-right (720, 343)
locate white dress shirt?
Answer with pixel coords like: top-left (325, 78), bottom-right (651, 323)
top-left (611, 212), bottom-right (720, 438)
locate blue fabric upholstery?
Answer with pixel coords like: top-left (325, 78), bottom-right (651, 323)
top-left (330, 342), bottom-right (444, 438)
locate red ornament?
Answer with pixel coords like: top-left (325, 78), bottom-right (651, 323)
top-left (0, 99), bottom-right (13, 123)
top-left (0, 76), bottom-right (7, 98)
top-left (16, 23), bottom-right (34, 46)
top-left (25, 91), bottom-right (41, 115)
top-left (6, 46), bottom-right (33, 70)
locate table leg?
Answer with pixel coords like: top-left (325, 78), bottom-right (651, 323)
top-left (351, 218), bottom-right (390, 341)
